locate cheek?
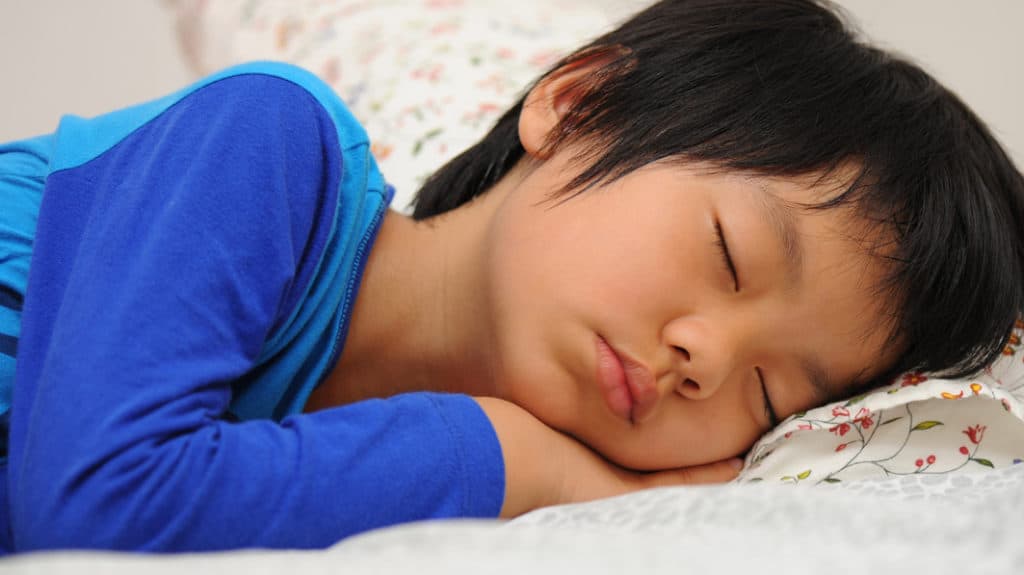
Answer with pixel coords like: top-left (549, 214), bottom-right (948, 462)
top-left (484, 276), bottom-right (590, 434)
top-left (582, 398), bottom-right (764, 470)
top-left (498, 344), bottom-right (586, 439)
top-left (489, 188), bottom-right (703, 316)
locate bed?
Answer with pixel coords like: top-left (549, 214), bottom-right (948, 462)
top-left (7, 465), bottom-right (1024, 573)
top-left (5, 1), bottom-right (1022, 571)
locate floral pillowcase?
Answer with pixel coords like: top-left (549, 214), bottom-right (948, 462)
top-left (741, 321), bottom-right (1024, 484)
top-left (166, 0), bottom-right (1024, 484)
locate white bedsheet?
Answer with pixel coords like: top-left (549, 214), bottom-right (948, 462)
top-left (6, 463), bottom-right (1021, 574)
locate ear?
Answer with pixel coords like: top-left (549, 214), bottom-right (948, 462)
top-left (518, 47), bottom-right (630, 160)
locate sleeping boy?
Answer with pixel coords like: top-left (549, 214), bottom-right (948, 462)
top-left (0, 0), bottom-right (1021, 552)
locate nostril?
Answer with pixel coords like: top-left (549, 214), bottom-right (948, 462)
top-left (678, 378), bottom-right (700, 394)
top-left (674, 346), bottom-right (690, 361)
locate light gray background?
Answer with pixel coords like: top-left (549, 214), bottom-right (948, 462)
top-left (1, 1), bottom-right (1021, 165)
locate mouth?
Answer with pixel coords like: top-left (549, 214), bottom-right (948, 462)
top-left (595, 335), bottom-right (633, 421)
top-left (595, 335), bottom-right (657, 423)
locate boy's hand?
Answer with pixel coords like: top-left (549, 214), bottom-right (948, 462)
top-left (475, 397), bottom-right (742, 518)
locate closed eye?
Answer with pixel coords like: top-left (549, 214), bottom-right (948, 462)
top-left (757, 367), bottom-right (780, 428)
top-left (713, 221), bottom-right (739, 291)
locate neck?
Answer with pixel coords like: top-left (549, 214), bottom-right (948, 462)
top-left (306, 174), bottom-right (517, 410)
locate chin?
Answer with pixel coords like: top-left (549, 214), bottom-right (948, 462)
top-left (600, 445), bottom-right (684, 472)
top-left (579, 427), bottom-right (739, 472)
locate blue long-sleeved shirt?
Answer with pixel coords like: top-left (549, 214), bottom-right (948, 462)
top-left (0, 62), bottom-right (504, 553)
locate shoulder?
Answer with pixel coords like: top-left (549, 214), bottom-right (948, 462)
top-left (191, 62), bottom-right (371, 151)
top-left (185, 63), bottom-right (339, 112)
top-left (50, 62), bottom-right (370, 175)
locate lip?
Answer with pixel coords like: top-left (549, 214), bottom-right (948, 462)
top-left (595, 336), bottom-right (658, 423)
top-left (595, 336), bottom-right (632, 421)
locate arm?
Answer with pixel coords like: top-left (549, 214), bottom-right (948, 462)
top-left (8, 70), bottom-right (503, 551)
top-left (476, 398), bottom-right (742, 518)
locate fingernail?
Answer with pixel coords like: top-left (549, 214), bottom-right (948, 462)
top-left (727, 457), bottom-right (744, 471)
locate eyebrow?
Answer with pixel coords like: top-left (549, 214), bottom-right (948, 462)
top-left (753, 184), bottom-right (804, 290)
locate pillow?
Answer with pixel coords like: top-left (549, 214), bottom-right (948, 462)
top-left (167, 0), bottom-right (1024, 484)
top-left (167, 0), bottom-right (613, 212)
top-left (739, 321), bottom-right (1024, 483)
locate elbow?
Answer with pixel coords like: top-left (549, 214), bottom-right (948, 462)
top-left (11, 443), bottom-right (206, 552)
top-left (13, 467), bottom-right (162, 552)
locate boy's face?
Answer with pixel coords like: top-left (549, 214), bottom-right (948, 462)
top-left (483, 156), bottom-right (899, 471)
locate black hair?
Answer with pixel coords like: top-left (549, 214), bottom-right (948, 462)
top-left (411, 0), bottom-right (1024, 389)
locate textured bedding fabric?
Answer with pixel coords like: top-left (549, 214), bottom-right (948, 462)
top-left (6, 464), bottom-right (1022, 573)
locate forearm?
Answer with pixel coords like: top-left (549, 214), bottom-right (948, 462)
top-left (476, 397), bottom-right (743, 519)
top-left (13, 393), bottom-right (504, 551)
top-left (475, 397), bottom-right (559, 518)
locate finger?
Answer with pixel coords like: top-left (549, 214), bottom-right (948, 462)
top-left (643, 457), bottom-right (743, 488)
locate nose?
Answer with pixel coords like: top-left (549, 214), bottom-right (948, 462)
top-left (662, 316), bottom-right (736, 401)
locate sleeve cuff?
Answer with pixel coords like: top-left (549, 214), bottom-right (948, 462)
top-left (425, 393), bottom-right (506, 518)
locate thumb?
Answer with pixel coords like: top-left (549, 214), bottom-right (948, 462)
top-left (641, 457), bottom-right (744, 488)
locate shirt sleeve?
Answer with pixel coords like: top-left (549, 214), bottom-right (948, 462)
top-left (8, 71), bottom-right (505, 552)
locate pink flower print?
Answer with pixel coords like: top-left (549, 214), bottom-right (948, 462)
top-left (829, 423), bottom-right (851, 437)
top-left (853, 408), bottom-right (873, 430)
top-left (275, 19), bottom-right (304, 51)
top-left (963, 424), bottom-right (987, 445)
top-left (835, 442), bottom-right (850, 452)
top-left (915, 458), bottom-right (924, 468)
top-left (959, 445), bottom-right (969, 455)
top-left (926, 454), bottom-right (936, 465)
top-left (901, 372), bottom-right (928, 387)
top-left (412, 63), bottom-right (445, 83)
top-left (831, 406), bottom-right (850, 418)
top-left (370, 142), bottom-right (393, 161)
top-left (782, 424), bottom-right (810, 440)
top-left (529, 50), bottom-right (562, 67)
top-left (429, 21), bottom-right (459, 36)
top-left (475, 74), bottom-right (506, 93)
top-left (321, 58), bottom-right (342, 86)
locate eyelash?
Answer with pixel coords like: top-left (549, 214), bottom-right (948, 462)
top-left (713, 221), bottom-right (739, 292)
top-left (757, 367), bottom-right (780, 428)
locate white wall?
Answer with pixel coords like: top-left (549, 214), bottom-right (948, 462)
top-left (0, 1), bottom-right (1020, 165)
top-left (0, 1), bottom-right (192, 141)
top-left (837, 0), bottom-right (1023, 163)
